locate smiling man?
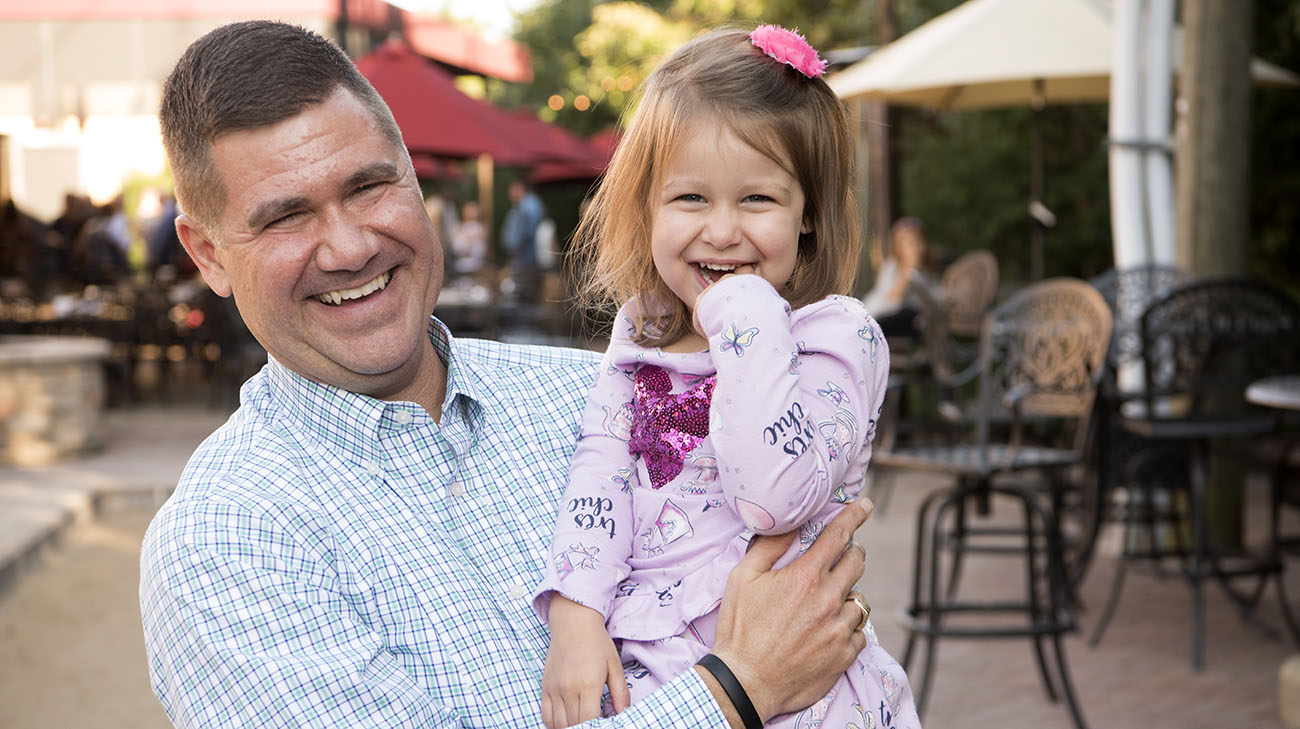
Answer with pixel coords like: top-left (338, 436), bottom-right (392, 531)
top-left (139, 21), bottom-right (873, 729)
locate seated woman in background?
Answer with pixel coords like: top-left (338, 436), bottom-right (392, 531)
top-left (861, 216), bottom-right (935, 339)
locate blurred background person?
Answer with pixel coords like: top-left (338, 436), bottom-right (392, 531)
top-left (71, 196), bottom-right (130, 287)
top-left (146, 192), bottom-right (196, 280)
top-left (861, 216), bottom-right (936, 339)
top-left (424, 182), bottom-right (460, 273)
top-left (451, 200), bottom-right (488, 276)
top-left (500, 179), bottom-right (544, 302)
top-left (0, 198), bottom-right (47, 286)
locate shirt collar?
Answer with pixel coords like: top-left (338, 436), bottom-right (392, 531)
top-left (260, 317), bottom-right (489, 463)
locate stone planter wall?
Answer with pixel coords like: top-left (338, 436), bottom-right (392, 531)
top-left (0, 336), bottom-right (109, 467)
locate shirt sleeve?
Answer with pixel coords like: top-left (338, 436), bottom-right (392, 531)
top-left (574, 668), bottom-right (730, 728)
top-left (532, 304), bottom-right (642, 621)
top-left (695, 275), bottom-right (890, 534)
top-left (140, 497), bottom-right (461, 728)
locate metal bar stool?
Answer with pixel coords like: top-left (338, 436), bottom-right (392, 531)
top-left (873, 278), bottom-right (1112, 729)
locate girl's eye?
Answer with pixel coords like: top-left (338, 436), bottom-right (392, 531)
top-left (675, 193), bottom-right (705, 203)
top-left (745, 194), bottom-right (774, 203)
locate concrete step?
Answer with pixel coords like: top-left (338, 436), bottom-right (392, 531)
top-left (0, 481), bottom-right (95, 593)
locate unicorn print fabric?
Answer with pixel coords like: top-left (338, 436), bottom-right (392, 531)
top-left (533, 275), bottom-right (919, 728)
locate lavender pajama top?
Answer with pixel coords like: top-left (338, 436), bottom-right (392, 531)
top-left (533, 275), bottom-right (919, 727)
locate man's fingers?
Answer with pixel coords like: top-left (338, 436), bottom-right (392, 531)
top-left (736, 530), bottom-right (798, 576)
top-left (800, 498), bottom-right (873, 572)
top-left (830, 541), bottom-right (867, 583)
top-left (579, 689), bottom-right (602, 726)
top-left (541, 692), bottom-right (555, 729)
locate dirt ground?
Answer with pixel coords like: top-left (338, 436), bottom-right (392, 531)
top-left (0, 505), bottom-right (171, 729)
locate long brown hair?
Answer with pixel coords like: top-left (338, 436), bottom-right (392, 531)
top-left (570, 27), bottom-right (860, 347)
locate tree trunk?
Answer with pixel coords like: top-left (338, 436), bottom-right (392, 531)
top-left (1175, 0), bottom-right (1254, 276)
top-left (1174, 0), bottom-right (1255, 549)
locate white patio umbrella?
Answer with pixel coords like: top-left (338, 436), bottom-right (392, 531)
top-left (827, 0), bottom-right (1299, 278)
top-left (828, 0), bottom-right (1298, 110)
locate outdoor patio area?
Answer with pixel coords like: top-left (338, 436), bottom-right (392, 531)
top-left (0, 403), bottom-right (1296, 728)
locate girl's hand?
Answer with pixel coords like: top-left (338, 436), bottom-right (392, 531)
top-left (691, 272), bottom-right (736, 336)
top-left (541, 596), bottom-right (630, 729)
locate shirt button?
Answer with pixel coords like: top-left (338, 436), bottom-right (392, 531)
top-left (507, 584), bottom-right (528, 600)
top-left (394, 410), bottom-right (413, 425)
top-left (447, 481), bottom-right (465, 497)
top-left (365, 461), bottom-right (383, 477)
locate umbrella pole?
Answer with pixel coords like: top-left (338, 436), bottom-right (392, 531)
top-left (1030, 88), bottom-right (1045, 281)
top-left (477, 153), bottom-right (494, 257)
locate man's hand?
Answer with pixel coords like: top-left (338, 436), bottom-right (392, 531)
top-left (704, 498), bottom-right (873, 724)
top-left (541, 596), bottom-right (630, 729)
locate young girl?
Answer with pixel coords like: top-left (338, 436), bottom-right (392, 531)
top-left (532, 26), bottom-right (919, 729)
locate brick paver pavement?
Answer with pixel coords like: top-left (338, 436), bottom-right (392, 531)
top-left (858, 470), bottom-right (1299, 729)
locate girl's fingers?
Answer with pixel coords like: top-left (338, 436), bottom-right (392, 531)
top-left (608, 660), bottom-right (631, 714)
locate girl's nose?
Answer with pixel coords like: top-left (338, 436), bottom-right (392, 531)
top-left (702, 207), bottom-right (742, 249)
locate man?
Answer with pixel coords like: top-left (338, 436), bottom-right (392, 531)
top-left (500, 179), bottom-right (545, 301)
top-left (140, 21), bottom-right (872, 728)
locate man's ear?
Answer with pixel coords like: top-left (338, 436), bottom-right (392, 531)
top-left (175, 214), bottom-right (232, 297)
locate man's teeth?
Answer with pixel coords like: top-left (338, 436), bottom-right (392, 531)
top-left (317, 271), bottom-right (391, 305)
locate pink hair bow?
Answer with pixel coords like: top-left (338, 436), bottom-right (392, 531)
top-left (750, 25), bottom-right (828, 79)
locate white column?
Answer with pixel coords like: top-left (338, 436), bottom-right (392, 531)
top-left (1109, 0), bottom-right (1148, 269)
top-left (1142, 0), bottom-right (1176, 265)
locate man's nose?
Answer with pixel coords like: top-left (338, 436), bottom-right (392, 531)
top-left (315, 210), bottom-right (378, 271)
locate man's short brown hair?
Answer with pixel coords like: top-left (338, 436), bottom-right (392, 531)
top-left (160, 21), bottom-right (407, 229)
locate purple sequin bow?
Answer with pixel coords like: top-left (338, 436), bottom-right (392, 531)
top-left (628, 365), bottom-right (716, 489)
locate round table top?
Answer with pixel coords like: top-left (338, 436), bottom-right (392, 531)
top-left (1246, 375), bottom-right (1300, 411)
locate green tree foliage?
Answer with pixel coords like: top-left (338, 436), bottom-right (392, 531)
top-left (501, 0), bottom-right (873, 134)
top-left (895, 104), bottom-right (1113, 282)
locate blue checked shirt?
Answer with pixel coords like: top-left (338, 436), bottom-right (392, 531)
top-left (139, 320), bottom-right (728, 728)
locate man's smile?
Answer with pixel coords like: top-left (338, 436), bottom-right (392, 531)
top-left (316, 270), bottom-right (392, 305)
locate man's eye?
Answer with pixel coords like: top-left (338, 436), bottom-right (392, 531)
top-left (267, 211), bottom-right (304, 228)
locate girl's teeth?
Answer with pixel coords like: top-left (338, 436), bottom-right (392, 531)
top-left (698, 263), bottom-right (737, 284)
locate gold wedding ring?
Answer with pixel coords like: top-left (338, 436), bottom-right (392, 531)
top-left (847, 590), bottom-right (871, 632)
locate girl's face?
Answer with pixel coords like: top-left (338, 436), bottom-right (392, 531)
top-left (650, 120), bottom-right (808, 311)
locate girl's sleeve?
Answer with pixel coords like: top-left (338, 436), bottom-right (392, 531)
top-left (531, 308), bottom-right (642, 622)
top-left (695, 275), bottom-right (890, 534)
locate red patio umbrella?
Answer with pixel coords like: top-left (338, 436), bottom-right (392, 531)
top-left (355, 39), bottom-right (518, 161)
top-left (531, 128), bottom-right (621, 184)
top-left (503, 110), bottom-right (596, 167)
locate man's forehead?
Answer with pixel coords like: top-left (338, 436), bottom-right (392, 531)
top-left (212, 94), bottom-right (397, 183)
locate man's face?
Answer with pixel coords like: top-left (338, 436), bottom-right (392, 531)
top-left (177, 88), bottom-right (444, 402)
